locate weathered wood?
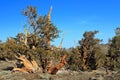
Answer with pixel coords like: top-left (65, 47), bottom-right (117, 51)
top-left (47, 54), bottom-right (67, 74)
top-left (13, 55), bottom-right (40, 73)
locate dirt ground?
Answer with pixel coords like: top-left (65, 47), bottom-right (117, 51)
top-left (0, 61), bottom-right (120, 80)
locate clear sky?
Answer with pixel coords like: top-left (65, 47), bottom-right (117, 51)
top-left (0, 0), bottom-right (120, 48)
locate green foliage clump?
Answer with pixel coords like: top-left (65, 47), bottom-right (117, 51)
top-left (107, 28), bottom-right (120, 70)
top-left (0, 38), bottom-right (29, 60)
top-left (66, 47), bottom-right (83, 71)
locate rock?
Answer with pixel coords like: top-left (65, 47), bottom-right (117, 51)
top-left (89, 73), bottom-right (104, 80)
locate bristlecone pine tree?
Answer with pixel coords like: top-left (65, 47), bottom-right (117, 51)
top-left (78, 31), bottom-right (102, 70)
top-left (107, 27), bottom-right (120, 70)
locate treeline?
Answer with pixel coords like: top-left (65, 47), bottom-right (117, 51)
top-left (0, 6), bottom-right (120, 72)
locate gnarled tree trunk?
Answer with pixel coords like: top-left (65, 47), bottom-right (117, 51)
top-left (13, 55), bottom-right (40, 73)
top-left (47, 54), bottom-right (67, 74)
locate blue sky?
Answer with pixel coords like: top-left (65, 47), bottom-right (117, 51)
top-left (0, 0), bottom-right (120, 48)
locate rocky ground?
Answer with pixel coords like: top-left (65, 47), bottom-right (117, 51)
top-left (0, 61), bottom-right (120, 80)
